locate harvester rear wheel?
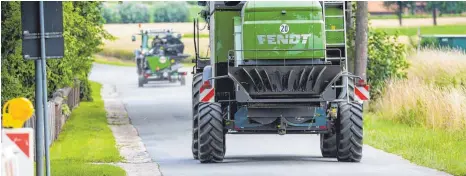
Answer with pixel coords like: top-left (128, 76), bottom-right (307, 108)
top-left (198, 102), bottom-right (225, 163)
top-left (191, 73), bottom-right (202, 160)
top-left (336, 102), bottom-right (363, 162)
top-left (320, 132), bottom-right (337, 158)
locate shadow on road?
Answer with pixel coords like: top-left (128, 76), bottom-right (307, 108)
top-left (221, 155), bottom-right (337, 164)
top-left (140, 82), bottom-right (185, 88)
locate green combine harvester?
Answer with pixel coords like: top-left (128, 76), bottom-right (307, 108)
top-left (132, 28), bottom-right (190, 87)
top-left (191, 1), bottom-right (370, 163)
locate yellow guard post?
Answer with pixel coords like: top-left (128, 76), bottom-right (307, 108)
top-left (2, 98), bottom-right (34, 128)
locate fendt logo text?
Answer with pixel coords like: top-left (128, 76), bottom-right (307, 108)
top-left (257, 34), bottom-right (314, 45)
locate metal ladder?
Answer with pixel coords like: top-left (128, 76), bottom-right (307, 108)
top-left (322, 1), bottom-right (347, 63)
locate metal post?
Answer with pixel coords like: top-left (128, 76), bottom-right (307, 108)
top-left (35, 46), bottom-right (45, 176)
top-left (39, 1), bottom-right (51, 176)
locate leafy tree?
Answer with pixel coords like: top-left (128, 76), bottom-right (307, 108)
top-left (118, 2), bottom-right (150, 23)
top-left (383, 1), bottom-right (416, 26)
top-left (152, 1), bottom-right (189, 22)
top-left (426, 1), bottom-right (466, 16)
top-left (1, 1), bottom-right (112, 103)
top-left (101, 3), bottom-right (121, 23)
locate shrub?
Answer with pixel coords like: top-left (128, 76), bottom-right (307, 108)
top-left (1, 2), bottom-right (111, 104)
top-left (366, 31), bottom-right (410, 99)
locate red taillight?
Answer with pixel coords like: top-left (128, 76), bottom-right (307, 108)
top-left (319, 126), bottom-right (327, 130)
top-left (179, 72), bottom-right (187, 75)
top-left (201, 80), bottom-right (212, 89)
top-left (144, 73), bottom-right (150, 78)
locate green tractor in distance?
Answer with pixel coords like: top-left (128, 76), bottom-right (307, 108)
top-left (191, 1), bottom-right (370, 163)
top-left (132, 28), bottom-right (190, 87)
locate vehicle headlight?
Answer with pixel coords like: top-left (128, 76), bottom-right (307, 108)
top-left (159, 56), bottom-right (167, 63)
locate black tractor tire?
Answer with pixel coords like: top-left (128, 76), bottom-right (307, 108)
top-left (320, 132), bottom-right (337, 158)
top-left (197, 102), bottom-right (225, 163)
top-left (138, 75), bottom-right (144, 87)
top-left (336, 102), bottom-right (363, 162)
top-left (321, 77), bottom-right (356, 158)
top-left (191, 73), bottom-right (202, 160)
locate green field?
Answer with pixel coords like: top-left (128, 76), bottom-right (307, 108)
top-left (375, 24), bottom-right (466, 35)
top-left (183, 33), bottom-right (209, 38)
top-left (50, 81), bottom-right (125, 176)
top-left (94, 55), bottom-right (136, 67)
top-left (370, 14), bottom-right (466, 20)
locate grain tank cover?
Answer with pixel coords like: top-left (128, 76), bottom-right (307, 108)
top-left (242, 1), bottom-right (325, 60)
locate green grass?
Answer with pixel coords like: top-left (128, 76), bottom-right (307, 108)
top-left (183, 33), bottom-right (209, 38)
top-left (365, 113), bottom-right (466, 176)
top-left (369, 13), bottom-right (466, 20)
top-left (50, 81), bottom-right (125, 176)
top-left (98, 48), bottom-right (134, 61)
top-left (94, 56), bottom-right (136, 67)
top-left (375, 24), bottom-right (466, 36)
top-left (51, 161), bottom-right (125, 176)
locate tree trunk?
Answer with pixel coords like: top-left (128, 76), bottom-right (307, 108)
top-left (355, 1), bottom-right (368, 81)
top-left (432, 3), bottom-right (437, 26)
top-left (345, 1), bottom-right (354, 73)
top-left (397, 1), bottom-right (403, 26)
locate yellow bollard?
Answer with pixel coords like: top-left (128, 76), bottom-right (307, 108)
top-left (2, 98), bottom-right (34, 128)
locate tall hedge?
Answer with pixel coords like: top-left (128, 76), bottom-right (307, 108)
top-left (1, 2), bottom-right (111, 104)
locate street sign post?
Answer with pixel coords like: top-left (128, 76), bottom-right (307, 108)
top-left (21, 1), bottom-right (64, 176)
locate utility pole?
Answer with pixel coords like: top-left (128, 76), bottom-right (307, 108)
top-left (432, 2), bottom-right (438, 26)
top-left (355, 1), bottom-right (368, 81)
top-left (345, 1), bottom-right (354, 73)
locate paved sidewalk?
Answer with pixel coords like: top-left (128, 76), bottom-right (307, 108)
top-left (101, 84), bottom-right (162, 176)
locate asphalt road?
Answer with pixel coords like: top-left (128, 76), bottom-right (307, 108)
top-left (90, 63), bottom-right (450, 176)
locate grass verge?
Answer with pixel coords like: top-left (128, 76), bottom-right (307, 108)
top-left (375, 24), bottom-right (466, 36)
top-left (50, 81), bottom-right (125, 176)
top-left (368, 49), bottom-right (466, 176)
top-left (51, 161), bottom-right (125, 176)
top-left (365, 114), bottom-right (466, 176)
